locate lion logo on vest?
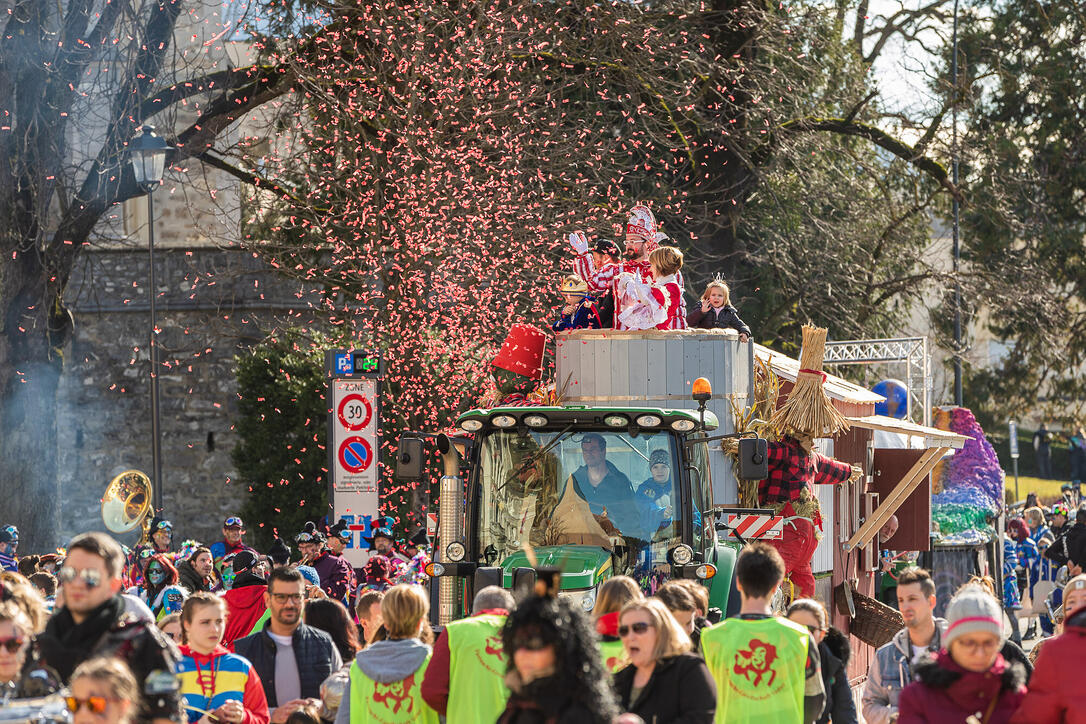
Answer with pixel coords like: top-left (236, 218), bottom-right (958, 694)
top-left (474, 634), bottom-right (505, 675)
top-left (733, 638), bottom-right (778, 687)
top-left (372, 672), bottom-right (416, 714)
top-left (484, 635), bottom-right (504, 659)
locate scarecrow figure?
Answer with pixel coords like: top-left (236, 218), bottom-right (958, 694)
top-left (731, 324), bottom-right (863, 599)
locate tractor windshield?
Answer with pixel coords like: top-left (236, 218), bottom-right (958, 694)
top-left (475, 429), bottom-right (684, 574)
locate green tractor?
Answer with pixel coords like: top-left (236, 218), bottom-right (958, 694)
top-left (397, 330), bottom-right (775, 624)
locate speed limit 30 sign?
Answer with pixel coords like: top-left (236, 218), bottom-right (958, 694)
top-left (337, 394), bottom-right (372, 430)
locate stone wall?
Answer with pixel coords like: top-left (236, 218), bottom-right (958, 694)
top-left (57, 246), bottom-right (322, 548)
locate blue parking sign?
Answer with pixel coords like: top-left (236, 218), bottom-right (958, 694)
top-left (335, 353), bottom-right (352, 374)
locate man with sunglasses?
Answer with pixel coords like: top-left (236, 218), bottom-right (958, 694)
top-left (36, 532), bottom-right (181, 724)
top-left (235, 566), bottom-right (341, 724)
top-left (0, 526), bottom-right (18, 572)
top-left (210, 515), bottom-right (256, 565)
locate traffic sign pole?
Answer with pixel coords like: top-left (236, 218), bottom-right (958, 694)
top-left (325, 350), bottom-right (382, 568)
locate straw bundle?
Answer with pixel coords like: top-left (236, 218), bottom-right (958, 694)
top-left (770, 324), bottom-right (850, 437)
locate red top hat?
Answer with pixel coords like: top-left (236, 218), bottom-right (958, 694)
top-left (492, 323), bottom-right (547, 381)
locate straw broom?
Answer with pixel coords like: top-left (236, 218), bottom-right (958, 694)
top-left (770, 324), bottom-right (850, 437)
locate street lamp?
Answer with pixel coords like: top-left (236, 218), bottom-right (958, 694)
top-left (129, 125), bottom-right (170, 513)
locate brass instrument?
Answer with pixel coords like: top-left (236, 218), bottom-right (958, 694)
top-left (101, 470), bottom-right (153, 543)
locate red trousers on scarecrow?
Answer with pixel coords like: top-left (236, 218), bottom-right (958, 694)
top-left (762, 436), bottom-right (853, 599)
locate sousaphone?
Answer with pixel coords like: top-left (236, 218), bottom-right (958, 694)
top-left (102, 470), bottom-right (153, 542)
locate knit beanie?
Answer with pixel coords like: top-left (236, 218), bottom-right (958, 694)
top-left (943, 585), bottom-right (1004, 648)
top-left (649, 449), bottom-right (670, 468)
top-left (268, 537), bottom-right (291, 566)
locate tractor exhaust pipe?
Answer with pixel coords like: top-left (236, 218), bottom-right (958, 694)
top-left (436, 433), bottom-right (463, 624)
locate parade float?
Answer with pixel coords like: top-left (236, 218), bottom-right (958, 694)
top-left (927, 406), bottom-right (1005, 615)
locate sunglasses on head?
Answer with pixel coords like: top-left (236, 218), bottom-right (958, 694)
top-left (0, 636), bottom-right (25, 653)
top-left (153, 521), bottom-right (172, 531)
top-left (65, 696), bottom-right (109, 715)
top-left (295, 533), bottom-right (313, 542)
top-left (57, 566), bottom-right (103, 588)
top-left (618, 622), bottom-right (654, 637)
top-left (138, 548), bottom-right (155, 560)
top-left (225, 517), bottom-right (244, 528)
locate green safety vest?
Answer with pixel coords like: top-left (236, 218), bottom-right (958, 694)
top-left (446, 614), bottom-right (509, 724)
top-left (349, 657), bottom-right (438, 724)
top-left (701, 617), bottom-right (809, 724)
top-left (599, 638), bottom-right (629, 673)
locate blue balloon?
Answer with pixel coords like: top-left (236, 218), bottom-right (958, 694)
top-left (873, 379), bottom-right (909, 419)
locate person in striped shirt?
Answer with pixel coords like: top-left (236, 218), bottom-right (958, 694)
top-left (178, 592), bottom-right (269, 724)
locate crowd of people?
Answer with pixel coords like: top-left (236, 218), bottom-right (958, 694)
top-left (0, 499), bottom-right (1083, 723)
top-left (1001, 496), bottom-right (1086, 647)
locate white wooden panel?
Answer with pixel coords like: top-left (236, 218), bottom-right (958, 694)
top-left (812, 438), bottom-right (835, 573)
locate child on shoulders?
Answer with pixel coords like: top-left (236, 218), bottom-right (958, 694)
top-left (687, 279), bottom-right (751, 341)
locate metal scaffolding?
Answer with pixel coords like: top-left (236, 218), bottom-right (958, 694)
top-left (823, 337), bottom-right (932, 426)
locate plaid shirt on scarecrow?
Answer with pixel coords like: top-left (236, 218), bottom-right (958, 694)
top-left (759, 436), bottom-right (853, 505)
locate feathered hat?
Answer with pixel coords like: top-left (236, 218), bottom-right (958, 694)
top-left (626, 204), bottom-right (669, 252)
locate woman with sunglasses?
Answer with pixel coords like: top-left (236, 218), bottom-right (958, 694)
top-left (786, 599), bottom-right (858, 724)
top-left (897, 585), bottom-right (1026, 724)
top-left (67, 657), bottom-right (140, 724)
top-left (178, 592), bottom-right (270, 724)
top-left (610, 598), bottom-right (715, 723)
top-left (142, 553), bottom-right (188, 621)
top-left (497, 583), bottom-right (619, 724)
top-left (0, 601), bottom-right (33, 694)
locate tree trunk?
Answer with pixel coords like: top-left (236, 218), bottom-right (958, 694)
top-left (0, 253), bottom-right (64, 552)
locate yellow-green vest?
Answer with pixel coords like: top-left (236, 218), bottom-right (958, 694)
top-left (700, 616), bottom-right (809, 724)
top-left (446, 613), bottom-right (509, 724)
top-left (349, 657), bottom-right (438, 724)
top-left (599, 638), bottom-right (629, 673)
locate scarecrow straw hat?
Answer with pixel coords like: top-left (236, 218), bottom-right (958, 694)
top-left (770, 324), bottom-right (850, 438)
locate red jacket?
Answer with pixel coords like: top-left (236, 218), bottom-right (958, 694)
top-left (1011, 611), bottom-right (1086, 724)
top-left (898, 651), bottom-right (1026, 724)
top-left (223, 581), bottom-right (267, 648)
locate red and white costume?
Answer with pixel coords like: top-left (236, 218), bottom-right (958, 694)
top-left (616, 273), bottom-right (685, 330)
top-left (570, 204), bottom-right (687, 330)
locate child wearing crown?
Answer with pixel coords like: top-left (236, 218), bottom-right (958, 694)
top-left (687, 278), bottom-right (752, 341)
top-left (551, 275), bottom-right (603, 332)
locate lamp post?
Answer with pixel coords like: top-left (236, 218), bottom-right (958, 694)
top-left (129, 125), bottom-right (170, 513)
